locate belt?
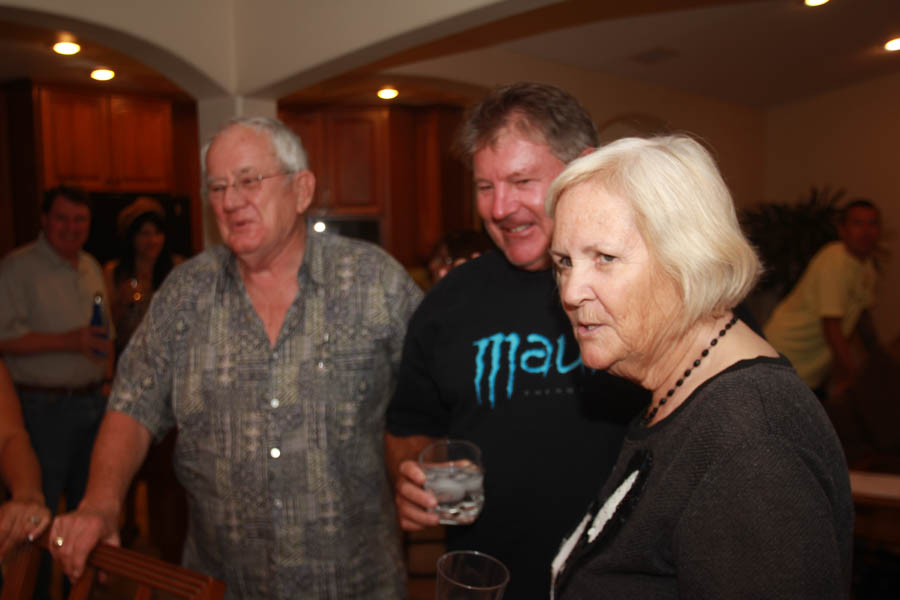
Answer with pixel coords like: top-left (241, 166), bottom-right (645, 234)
top-left (16, 382), bottom-right (103, 397)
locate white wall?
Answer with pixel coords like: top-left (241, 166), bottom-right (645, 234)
top-left (1, 0), bottom-right (556, 99)
top-left (387, 47), bottom-right (765, 208)
top-left (766, 71), bottom-right (900, 344)
top-left (234, 0), bottom-right (557, 97)
top-left (0, 0), bottom-right (235, 96)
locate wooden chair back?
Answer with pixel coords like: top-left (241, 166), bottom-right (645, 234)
top-left (1, 533), bottom-right (225, 600)
top-left (1, 537), bottom-right (42, 600)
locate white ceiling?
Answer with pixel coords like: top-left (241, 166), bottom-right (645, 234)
top-left (0, 18), bottom-right (183, 96)
top-left (498, 0), bottom-right (900, 108)
top-left (0, 1), bottom-right (898, 108)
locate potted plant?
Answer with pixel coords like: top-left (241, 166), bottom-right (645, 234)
top-left (739, 186), bottom-right (844, 324)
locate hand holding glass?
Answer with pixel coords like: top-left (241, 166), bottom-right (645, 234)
top-left (418, 440), bottom-right (484, 525)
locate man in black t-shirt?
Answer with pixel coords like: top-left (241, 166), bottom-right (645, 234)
top-left (385, 83), bottom-right (647, 598)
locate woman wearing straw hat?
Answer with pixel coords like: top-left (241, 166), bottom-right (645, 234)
top-left (103, 197), bottom-right (183, 357)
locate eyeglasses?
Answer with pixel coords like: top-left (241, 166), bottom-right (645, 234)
top-left (206, 172), bottom-right (294, 201)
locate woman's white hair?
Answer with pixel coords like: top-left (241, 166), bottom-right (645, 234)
top-left (546, 134), bottom-right (762, 332)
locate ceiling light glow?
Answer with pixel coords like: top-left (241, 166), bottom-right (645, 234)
top-left (804, 0), bottom-right (829, 6)
top-left (377, 87), bottom-right (399, 100)
top-left (53, 41), bottom-right (81, 55)
top-left (886, 38), bottom-right (900, 52)
top-left (90, 68), bottom-right (115, 81)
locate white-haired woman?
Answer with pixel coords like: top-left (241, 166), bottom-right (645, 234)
top-left (547, 135), bottom-right (852, 599)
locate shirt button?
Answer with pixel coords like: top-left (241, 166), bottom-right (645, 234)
top-left (270, 447), bottom-right (281, 459)
top-left (317, 361), bottom-right (326, 370)
top-left (273, 498), bottom-right (283, 509)
top-left (270, 397), bottom-right (280, 408)
top-left (273, 351), bottom-right (279, 359)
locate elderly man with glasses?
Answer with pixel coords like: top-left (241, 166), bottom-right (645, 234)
top-left (49, 116), bottom-right (422, 600)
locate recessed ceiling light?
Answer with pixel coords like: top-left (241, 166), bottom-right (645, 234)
top-left (804, 0), bottom-right (829, 6)
top-left (90, 68), bottom-right (115, 81)
top-left (52, 41), bottom-right (80, 55)
top-left (377, 87), bottom-right (399, 100)
top-left (886, 38), bottom-right (900, 52)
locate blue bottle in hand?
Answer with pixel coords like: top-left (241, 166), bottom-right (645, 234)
top-left (90, 293), bottom-right (108, 358)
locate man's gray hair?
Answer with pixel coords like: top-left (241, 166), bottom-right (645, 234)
top-left (201, 116), bottom-right (308, 192)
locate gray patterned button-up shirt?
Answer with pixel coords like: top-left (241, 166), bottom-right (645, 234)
top-left (110, 232), bottom-right (423, 599)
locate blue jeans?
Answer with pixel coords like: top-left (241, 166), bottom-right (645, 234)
top-left (18, 388), bottom-right (107, 600)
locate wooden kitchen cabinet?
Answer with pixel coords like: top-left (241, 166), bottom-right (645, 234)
top-left (38, 88), bottom-right (108, 190)
top-left (39, 87), bottom-right (173, 192)
top-left (2, 80), bottom-right (198, 253)
top-left (108, 95), bottom-right (173, 190)
top-left (279, 104), bottom-right (471, 268)
top-left (280, 108), bottom-right (387, 215)
top-left (279, 110), bottom-right (326, 212)
top-left (326, 108), bottom-right (388, 215)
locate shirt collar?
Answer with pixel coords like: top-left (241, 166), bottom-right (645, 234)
top-left (301, 229), bottom-right (327, 288)
top-left (221, 227), bottom-right (326, 289)
top-left (36, 232), bottom-right (81, 270)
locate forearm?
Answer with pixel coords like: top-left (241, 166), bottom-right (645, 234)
top-left (78, 411), bottom-right (152, 516)
top-left (385, 433), bottom-right (437, 484)
top-left (103, 352), bottom-right (114, 382)
top-left (0, 433), bottom-right (50, 556)
top-left (48, 411), bottom-right (151, 579)
top-left (0, 431), bottom-right (44, 504)
top-left (856, 310), bottom-right (884, 354)
top-left (822, 318), bottom-right (856, 372)
top-left (0, 331), bottom-right (76, 355)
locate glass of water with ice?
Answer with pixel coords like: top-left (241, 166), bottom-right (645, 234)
top-left (418, 439), bottom-right (484, 525)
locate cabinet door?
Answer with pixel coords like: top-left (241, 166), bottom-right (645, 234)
top-left (280, 111), bottom-right (327, 212)
top-left (326, 108), bottom-right (387, 215)
top-left (108, 95), bottom-right (173, 191)
top-left (39, 88), bottom-right (111, 190)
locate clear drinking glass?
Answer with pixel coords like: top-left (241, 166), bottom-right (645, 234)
top-left (418, 439), bottom-right (484, 525)
top-left (435, 550), bottom-right (509, 599)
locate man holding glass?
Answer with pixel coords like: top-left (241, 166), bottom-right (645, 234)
top-left (386, 82), bottom-right (647, 598)
top-left (50, 116), bottom-right (422, 599)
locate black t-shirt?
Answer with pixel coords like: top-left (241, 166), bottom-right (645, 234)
top-left (387, 251), bottom-right (647, 598)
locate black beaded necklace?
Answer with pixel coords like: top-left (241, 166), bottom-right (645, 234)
top-left (643, 314), bottom-right (738, 425)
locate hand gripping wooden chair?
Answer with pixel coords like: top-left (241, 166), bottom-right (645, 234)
top-left (1, 532), bottom-right (225, 600)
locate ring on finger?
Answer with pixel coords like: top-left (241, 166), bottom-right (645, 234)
top-left (53, 536), bottom-right (64, 548)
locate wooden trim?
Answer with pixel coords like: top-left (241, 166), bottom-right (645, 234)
top-left (70, 541), bottom-right (226, 599)
top-left (850, 470), bottom-right (900, 509)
